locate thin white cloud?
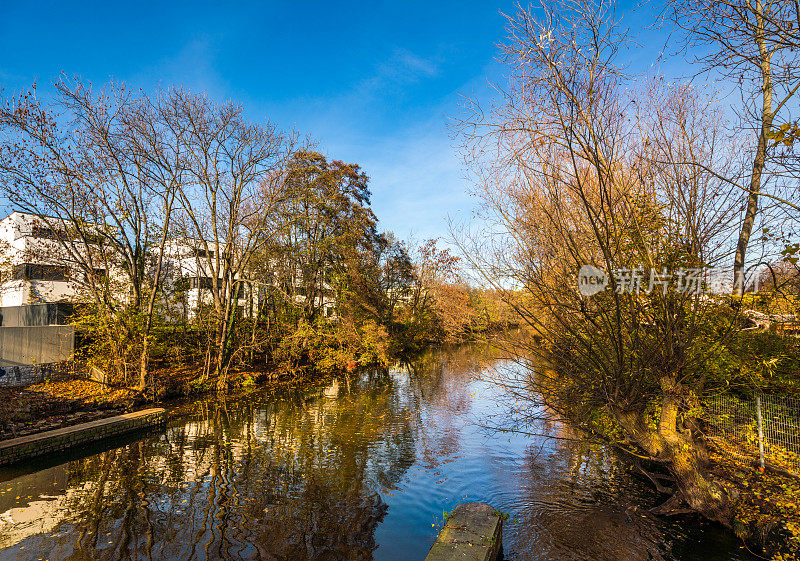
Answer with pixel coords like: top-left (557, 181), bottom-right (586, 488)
top-left (391, 48), bottom-right (439, 79)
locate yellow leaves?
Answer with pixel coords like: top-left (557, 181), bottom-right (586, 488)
top-left (767, 122), bottom-right (800, 148)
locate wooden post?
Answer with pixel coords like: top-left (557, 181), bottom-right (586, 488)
top-left (756, 395), bottom-right (766, 472)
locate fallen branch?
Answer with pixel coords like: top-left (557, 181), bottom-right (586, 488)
top-left (632, 462), bottom-right (674, 494)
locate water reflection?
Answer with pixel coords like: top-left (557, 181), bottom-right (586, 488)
top-left (0, 345), bottom-right (755, 561)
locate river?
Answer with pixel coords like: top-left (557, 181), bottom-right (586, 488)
top-left (0, 345), bottom-right (756, 560)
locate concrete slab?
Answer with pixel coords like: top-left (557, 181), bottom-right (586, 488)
top-left (0, 408), bottom-right (166, 466)
top-left (425, 502), bottom-right (503, 561)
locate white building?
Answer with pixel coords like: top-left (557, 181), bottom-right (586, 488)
top-left (162, 238), bottom-right (259, 320)
top-left (0, 212), bottom-right (88, 307)
top-left (162, 238), bottom-right (338, 320)
top-left (0, 213), bottom-right (338, 319)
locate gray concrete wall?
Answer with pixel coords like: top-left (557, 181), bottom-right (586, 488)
top-left (0, 304), bottom-right (76, 386)
top-left (0, 326), bottom-right (74, 366)
top-left (0, 303), bottom-right (73, 327)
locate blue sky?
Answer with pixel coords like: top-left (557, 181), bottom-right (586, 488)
top-left (0, 0), bottom-right (668, 242)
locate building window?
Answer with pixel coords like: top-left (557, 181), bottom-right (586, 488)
top-left (191, 248), bottom-right (215, 259)
top-left (86, 268), bottom-right (107, 282)
top-left (12, 263), bottom-right (69, 281)
top-left (186, 277), bottom-right (244, 296)
top-left (189, 276), bottom-right (216, 290)
top-left (82, 232), bottom-right (105, 245)
top-left (31, 225), bottom-right (66, 240)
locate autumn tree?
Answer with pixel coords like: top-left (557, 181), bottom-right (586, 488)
top-left (274, 150), bottom-right (380, 323)
top-left (458, 0), bottom-right (742, 524)
top-left (401, 239), bottom-right (475, 343)
top-left (373, 232), bottom-right (415, 325)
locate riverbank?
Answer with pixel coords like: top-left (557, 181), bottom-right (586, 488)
top-left (0, 381), bottom-right (132, 441)
top-left (0, 329), bottom-right (452, 442)
top-left (706, 446), bottom-right (800, 560)
top-left (573, 413), bottom-right (800, 559)
top-left (0, 408), bottom-right (166, 467)
top-left (0, 363), bottom-right (345, 442)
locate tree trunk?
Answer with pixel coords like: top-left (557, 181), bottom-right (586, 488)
top-left (136, 188), bottom-right (175, 394)
top-left (733, 3), bottom-right (773, 296)
top-left (733, 117), bottom-right (772, 296)
top-left (617, 386), bottom-right (732, 526)
top-left (136, 335), bottom-right (149, 393)
top-left (215, 325), bottom-right (228, 392)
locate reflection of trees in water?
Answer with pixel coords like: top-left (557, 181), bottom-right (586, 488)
top-left (0, 346), bottom-right (722, 561)
top-left (2, 346), bottom-right (503, 561)
top-left (404, 345), bottom-right (675, 561)
top-left (397, 344), bottom-right (494, 474)
top-left (5, 379), bottom-right (419, 561)
top-left (403, 342), bottom-right (498, 405)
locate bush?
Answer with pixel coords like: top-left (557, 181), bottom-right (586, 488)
top-left (275, 318), bottom-right (391, 376)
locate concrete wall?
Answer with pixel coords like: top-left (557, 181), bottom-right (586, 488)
top-left (0, 303), bottom-right (76, 387)
top-left (0, 326), bottom-right (74, 366)
top-left (0, 303), bottom-right (73, 327)
top-left (0, 325), bottom-right (75, 387)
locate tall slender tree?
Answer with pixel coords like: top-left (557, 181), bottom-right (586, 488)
top-left (672, 0), bottom-right (800, 293)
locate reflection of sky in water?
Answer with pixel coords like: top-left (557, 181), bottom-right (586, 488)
top-left (0, 346), bottom-right (756, 561)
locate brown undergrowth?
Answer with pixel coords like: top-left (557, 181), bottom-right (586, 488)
top-left (0, 381), bottom-right (132, 441)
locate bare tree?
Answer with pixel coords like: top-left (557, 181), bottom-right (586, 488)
top-left (457, 0), bottom-right (741, 523)
top-left (161, 89), bottom-right (290, 390)
top-left (0, 78), bottom-right (180, 390)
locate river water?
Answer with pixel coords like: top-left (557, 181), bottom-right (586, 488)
top-left (0, 345), bottom-right (756, 560)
